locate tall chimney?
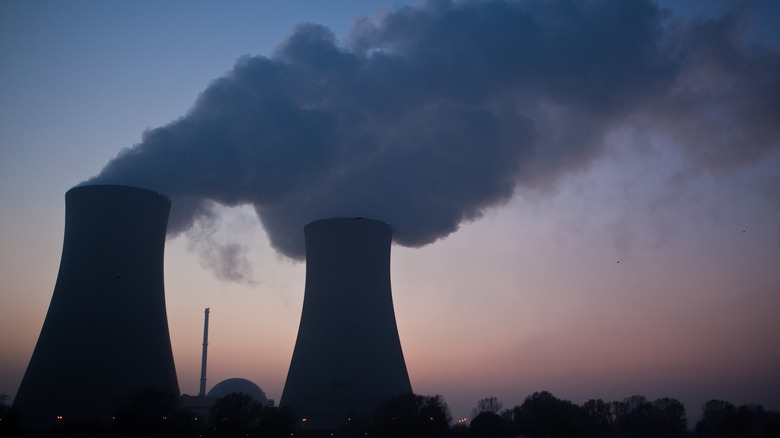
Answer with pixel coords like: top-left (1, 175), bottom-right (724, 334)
top-left (14, 185), bottom-right (179, 430)
top-left (199, 307), bottom-right (210, 396)
top-left (280, 217), bottom-right (412, 430)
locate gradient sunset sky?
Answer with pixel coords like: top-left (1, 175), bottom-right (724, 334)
top-left (1, 0), bottom-right (779, 423)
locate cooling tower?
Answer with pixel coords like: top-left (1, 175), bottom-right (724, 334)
top-left (280, 217), bottom-right (412, 430)
top-left (14, 184), bottom-right (179, 430)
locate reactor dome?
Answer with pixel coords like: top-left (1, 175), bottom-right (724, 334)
top-left (207, 378), bottom-right (269, 405)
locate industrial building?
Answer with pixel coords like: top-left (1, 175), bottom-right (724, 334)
top-left (13, 185), bottom-right (179, 430)
top-left (280, 217), bottom-right (412, 430)
top-left (14, 187), bottom-right (412, 433)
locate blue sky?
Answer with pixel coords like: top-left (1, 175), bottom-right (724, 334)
top-left (1, 0), bottom-right (779, 422)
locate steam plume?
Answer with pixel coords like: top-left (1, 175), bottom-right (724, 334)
top-left (85, 0), bottom-right (780, 261)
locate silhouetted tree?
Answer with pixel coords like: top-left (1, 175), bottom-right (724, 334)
top-left (511, 391), bottom-right (587, 438)
top-left (611, 395), bottom-right (646, 432)
top-left (473, 397), bottom-right (504, 416)
top-left (582, 398), bottom-right (614, 437)
top-left (614, 395), bottom-right (656, 437)
top-left (735, 404), bottom-right (780, 438)
top-left (208, 392), bottom-right (262, 438)
top-left (371, 393), bottom-right (451, 438)
top-left (418, 394), bottom-right (452, 436)
top-left (695, 399), bottom-right (741, 438)
top-left (695, 400), bottom-right (780, 438)
top-left (611, 395), bottom-right (686, 438)
top-left (652, 397), bottom-right (687, 437)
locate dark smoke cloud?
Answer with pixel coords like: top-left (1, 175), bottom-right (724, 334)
top-left (84, 0), bottom-right (780, 262)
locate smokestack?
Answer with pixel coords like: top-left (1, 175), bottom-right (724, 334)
top-left (280, 217), bottom-right (412, 430)
top-left (13, 185), bottom-right (179, 430)
top-left (199, 307), bottom-right (210, 396)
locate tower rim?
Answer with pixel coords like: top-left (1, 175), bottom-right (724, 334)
top-left (68, 183), bottom-right (171, 204)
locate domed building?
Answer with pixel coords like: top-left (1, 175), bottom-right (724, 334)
top-left (207, 378), bottom-right (270, 406)
top-left (181, 377), bottom-right (271, 420)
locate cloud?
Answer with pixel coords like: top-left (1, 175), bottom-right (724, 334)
top-left (183, 203), bottom-right (256, 284)
top-left (84, 0), bottom-right (780, 265)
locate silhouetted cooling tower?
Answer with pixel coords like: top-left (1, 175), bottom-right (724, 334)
top-left (280, 217), bottom-right (412, 430)
top-left (14, 184), bottom-right (179, 430)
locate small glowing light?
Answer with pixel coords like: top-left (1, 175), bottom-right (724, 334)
top-left (56, 416), bottom-right (63, 420)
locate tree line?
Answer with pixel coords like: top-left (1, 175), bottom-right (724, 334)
top-left (371, 392), bottom-right (779, 438)
top-left (2, 389), bottom-right (779, 437)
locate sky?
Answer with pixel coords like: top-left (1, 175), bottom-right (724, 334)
top-left (1, 0), bottom-right (779, 423)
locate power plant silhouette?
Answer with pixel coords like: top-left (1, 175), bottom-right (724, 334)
top-left (15, 187), bottom-right (411, 432)
top-left (280, 218), bottom-right (412, 430)
top-left (14, 185), bottom-right (179, 430)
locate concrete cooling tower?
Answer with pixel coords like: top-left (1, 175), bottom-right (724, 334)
top-left (14, 184), bottom-right (179, 430)
top-left (280, 217), bottom-right (412, 430)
